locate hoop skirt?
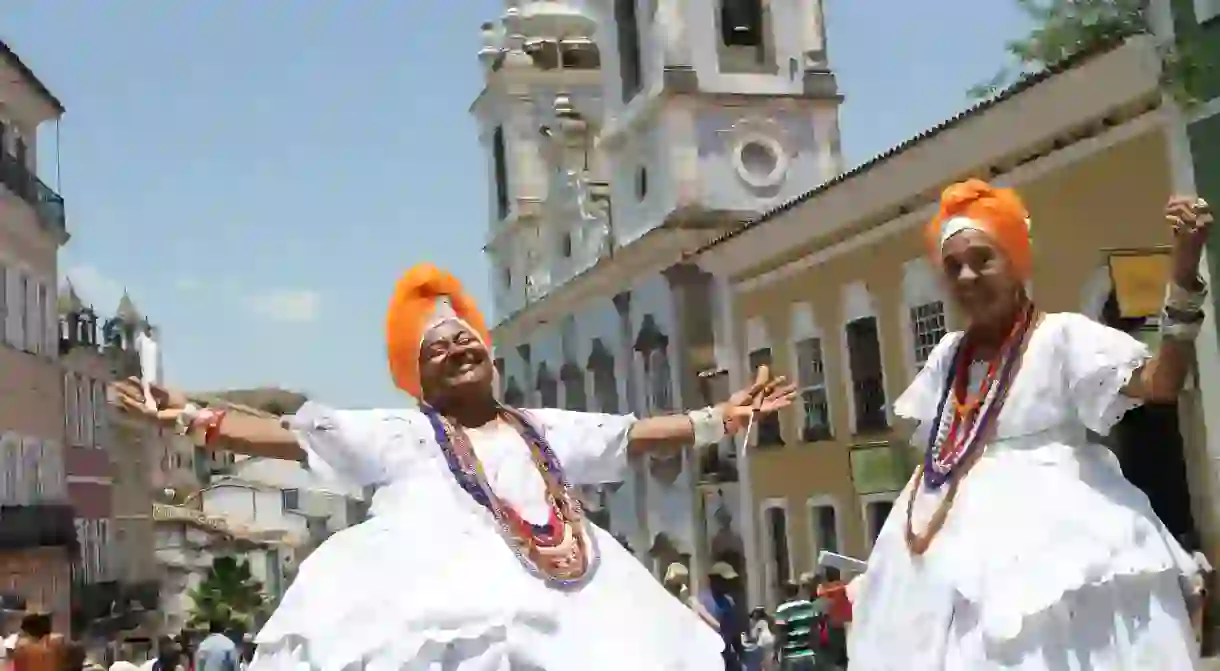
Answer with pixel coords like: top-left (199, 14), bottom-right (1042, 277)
top-left (847, 313), bottom-right (1202, 670)
top-left (248, 407), bottom-right (722, 671)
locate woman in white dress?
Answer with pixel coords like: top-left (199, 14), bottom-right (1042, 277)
top-left (113, 263), bottom-right (795, 671)
top-left (846, 179), bottom-right (1212, 670)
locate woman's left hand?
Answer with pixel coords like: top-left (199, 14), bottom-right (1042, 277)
top-left (718, 366), bottom-right (798, 433)
top-left (1166, 195), bottom-right (1212, 288)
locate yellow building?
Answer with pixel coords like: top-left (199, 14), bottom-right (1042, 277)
top-left (691, 37), bottom-right (1219, 607)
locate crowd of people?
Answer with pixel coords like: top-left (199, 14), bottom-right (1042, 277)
top-left (661, 563), bottom-right (853, 671)
top-left (0, 604), bottom-right (253, 671)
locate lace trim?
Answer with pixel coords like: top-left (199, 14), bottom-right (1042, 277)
top-left (1069, 352), bottom-right (1150, 436)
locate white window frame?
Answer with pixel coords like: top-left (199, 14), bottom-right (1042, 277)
top-left (840, 282), bottom-right (891, 432)
top-left (93, 380), bottom-right (107, 448)
top-left (79, 376), bottom-right (92, 449)
top-left (64, 371), bottom-right (78, 446)
top-left (759, 497), bottom-right (794, 608)
top-left (0, 432), bottom-right (16, 504)
top-left (34, 281), bottom-right (48, 357)
top-left (282, 488), bottom-right (301, 512)
top-left (859, 491), bottom-right (899, 552)
top-left (805, 495), bottom-right (844, 573)
top-left (1195, 0), bottom-right (1219, 23)
top-left (908, 301), bottom-right (948, 370)
top-left (14, 270), bottom-right (27, 351)
top-left (901, 258), bottom-right (951, 378)
top-left (790, 302), bottom-right (833, 443)
top-left (0, 261), bottom-right (8, 342)
top-left (744, 317), bottom-right (771, 447)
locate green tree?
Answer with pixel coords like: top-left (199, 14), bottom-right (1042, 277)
top-left (970, 0), bottom-right (1207, 106)
top-left (186, 556), bottom-right (271, 632)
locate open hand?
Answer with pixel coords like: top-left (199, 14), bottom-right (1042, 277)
top-left (111, 377), bottom-right (188, 423)
top-left (718, 365), bottom-right (798, 433)
top-left (1166, 195), bottom-right (1211, 287)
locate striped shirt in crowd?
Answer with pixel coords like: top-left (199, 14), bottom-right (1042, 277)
top-left (774, 598), bottom-right (818, 661)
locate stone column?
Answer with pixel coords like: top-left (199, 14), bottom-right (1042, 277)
top-left (662, 262), bottom-right (714, 595)
top-left (614, 291), bottom-right (652, 565)
top-left (708, 271), bottom-right (763, 606)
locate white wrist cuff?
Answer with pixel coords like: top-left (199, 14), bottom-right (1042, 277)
top-left (1162, 318), bottom-right (1203, 341)
top-left (1166, 281), bottom-right (1208, 314)
top-left (688, 406), bottom-right (727, 447)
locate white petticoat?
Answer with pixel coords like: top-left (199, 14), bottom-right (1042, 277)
top-left (846, 433), bottom-right (1201, 670)
top-left (248, 405), bottom-right (722, 671)
top-left (251, 495), bottom-right (721, 670)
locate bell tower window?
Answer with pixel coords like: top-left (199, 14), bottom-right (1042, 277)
top-left (614, 0), bottom-right (643, 102)
top-left (492, 125), bottom-right (510, 220)
top-left (721, 0), bottom-right (764, 47)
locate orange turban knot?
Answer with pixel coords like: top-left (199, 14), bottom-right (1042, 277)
top-left (926, 178), bottom-right (1032, 280)
top-left (386, 263), bottom-right (492, 399)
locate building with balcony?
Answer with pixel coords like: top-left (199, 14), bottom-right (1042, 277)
top-left (690, 36), bottom-right (1220, 607)
top-left (0, 37), bottom-right (71, 632)
top-left (478, 0), bottom-right (842, 592)
top-left (58, 287), bottom-right (121, 587)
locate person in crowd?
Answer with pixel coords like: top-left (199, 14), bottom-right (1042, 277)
top-left (661, 563), bottom-right (720, 630)
top-left (140, 638), bottom-right (183, 671)
top-left (846, 182), bottom-right (1212, 668)
top-left (743, 607), bottom-right (776, 671)
top-left (110, 263), bottom-right (795, 671)
top-left (701, 562), bottom-right (747, 671)
top-left (193, 623), bottom-right (236, 671)
top-left (774, 580), bottom-right (818, 670)
top-left (60, 641), bottom-right (86, 671)
top-left (10, 609), bottom-right (64, 671)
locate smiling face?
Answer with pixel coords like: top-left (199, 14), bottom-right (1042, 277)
top-left (417, 319), bottom-right (495, 405)
top-left (940, 228), bottom-right (1024, 329)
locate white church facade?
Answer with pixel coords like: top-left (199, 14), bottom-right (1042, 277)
top-left (474, 0), bottom-right (843, 593)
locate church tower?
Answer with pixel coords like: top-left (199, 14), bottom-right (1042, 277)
top-left (472, 1), bottom-right (608, 329)
top-left (593, 0), bottom-right (841, 243)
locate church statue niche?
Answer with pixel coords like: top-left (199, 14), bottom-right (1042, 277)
top-left (538, 94), bottom-right (611, 265)
top-left (721, 0), bottom-right (764, 47)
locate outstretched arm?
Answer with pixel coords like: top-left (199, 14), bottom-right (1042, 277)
top-left (110, 378), bottom-right (304, 460)
top-left (1123, 196), bottom-right (1211, 403)
top-left (625, 367), bottom-right (797, 457)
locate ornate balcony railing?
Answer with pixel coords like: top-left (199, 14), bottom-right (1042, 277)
top-left (0, 151), bottom-right (66, 236)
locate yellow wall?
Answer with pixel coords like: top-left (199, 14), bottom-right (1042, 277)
top-left (732, 128), bottom-right (1173, 572)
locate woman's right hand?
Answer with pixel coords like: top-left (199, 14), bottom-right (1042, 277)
top-left (111, 377), bottom-right (189, 423)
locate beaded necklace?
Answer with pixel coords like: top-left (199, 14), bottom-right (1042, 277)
top-left (922, 303), bottom-right (1033, 490)
top-left (905, 303), bottom-right (1038, 556)
top-left (423, 405), bottom-right (599, 589)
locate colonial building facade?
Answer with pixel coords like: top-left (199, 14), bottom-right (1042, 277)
top-left (478, 0), bottom-right (842, 590)
top-left (0, 38), bottom-right (73, 631)
top-left (693, 37), bottom-right (1220, 607)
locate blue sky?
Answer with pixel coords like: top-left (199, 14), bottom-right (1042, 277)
top-left (2, 1), bottom-right (1029, 408)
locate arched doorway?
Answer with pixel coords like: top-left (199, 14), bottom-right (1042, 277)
top-left (1099, 291), bottom-right (1198, 542)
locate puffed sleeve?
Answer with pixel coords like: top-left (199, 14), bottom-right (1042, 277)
top-left (1055, 312), bottom-right (1151, 436)
top-left (893, 332), bottom-right (963, 447)
top-left (286, 401), bottom-right (420, 489)
top-left (522, 409), bottom-right (637, 485)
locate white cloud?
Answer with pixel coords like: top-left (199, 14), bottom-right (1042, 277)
top-left (246, 289), bottom-right (321, 323)
top-left (63, 264), bottom-right (124, 311)
top-left (174, 277), bottom-right (201, 291)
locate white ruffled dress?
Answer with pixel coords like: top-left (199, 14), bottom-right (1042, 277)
top-left (248, 407), bottom-right (722, 671)
top-left (847, 313), bottom-right (1201, 670)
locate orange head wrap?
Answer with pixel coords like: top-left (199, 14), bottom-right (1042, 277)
top-left (386, 263), bottom-right (492, 399)
top-left (926, 178), bottom-right (1033, 280)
